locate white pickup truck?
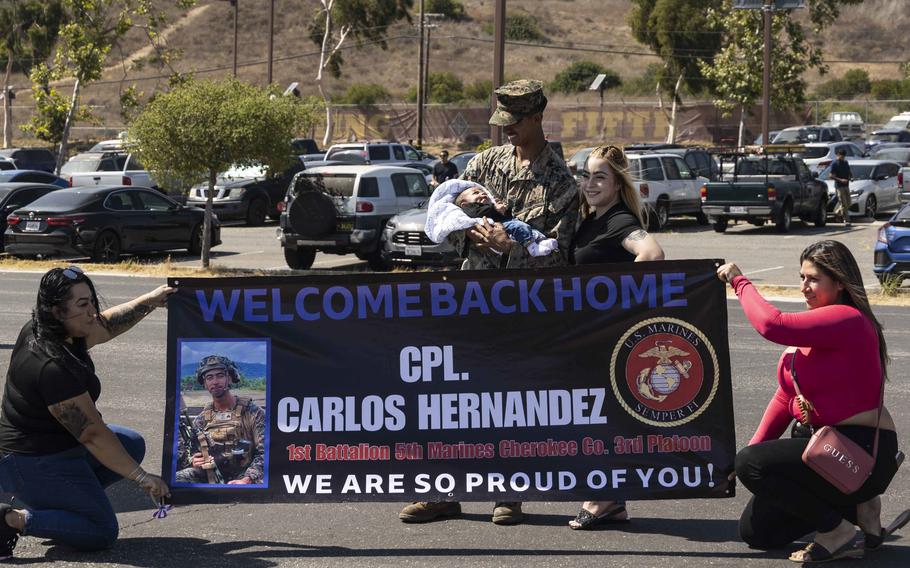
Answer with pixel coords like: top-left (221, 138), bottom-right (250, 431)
top-left (61, 152), bottom-right (158, 190)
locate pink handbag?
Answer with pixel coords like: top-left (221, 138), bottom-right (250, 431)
top-left (789, 351), bottom-right (883, 494)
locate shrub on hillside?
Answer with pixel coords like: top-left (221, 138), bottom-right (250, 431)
top-left (814, 68), bottom-right (871, 99)
top-left (619, 63), bottom-right (663, 96)
top-left (483, 13), bottom-right (548, 43)
top-left (426, 0), bottom-right (468, 21)
top-left (336, 83), bottom-right (391, 106)
top-left (549, 61), bottom-right (621, 95)
top-left (406, 72), bottom-right (465, 103)
top-left (464, 79), bottom-right (492, 101)
top-left (870, 79), bottom-right (910, 100)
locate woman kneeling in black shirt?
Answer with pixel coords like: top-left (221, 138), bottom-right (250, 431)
top-left (0, 266), bottom-right (172, 558)
top-left (568, 145), bottom-right (665, 529)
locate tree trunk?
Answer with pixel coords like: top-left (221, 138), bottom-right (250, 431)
top-left (738, 104), bottom-right (746, 147)
top-left (202, 169), bottom-right (215, 268)
top-left (3, 53), bottom-right (12, 148)
top-left (56, 78), bottom-right (81, 175)
top-left (317, 2), bottom-right (334, 148)
top-left (666, 73), bottom-right (683, 144)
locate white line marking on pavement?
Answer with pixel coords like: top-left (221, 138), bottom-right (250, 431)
top-left (744, 265), bottom-right (784, 276)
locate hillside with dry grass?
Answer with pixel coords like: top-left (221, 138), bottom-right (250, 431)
top-left (8, 0), bottom-right (910, 143)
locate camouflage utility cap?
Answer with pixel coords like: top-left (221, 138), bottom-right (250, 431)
top-left (489, 80), bottom-right (547, 126)
top-left (196, 355), bottom-right (240, 385)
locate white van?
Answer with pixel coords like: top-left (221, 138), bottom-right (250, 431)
top-left (882, 112), bottom-right (910, 131)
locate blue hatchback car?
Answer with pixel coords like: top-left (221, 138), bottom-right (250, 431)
top-left (874, 203), bottom-right (910, 285)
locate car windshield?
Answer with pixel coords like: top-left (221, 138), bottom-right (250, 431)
top-left (872, 149), bottom-right (910, 162)
top-left (325, 146), bottom-right (361, 160)
top-left (450, 153), bottom-right (476, 173)
top-left (0, 172), bottom-right (24, 183)
top-left (219, 164), bottom-right (266, 181)
top-left (883, 120), bottom-right (910, 130)
top-left (847, 165), bottom-right (875, 179)
top-left (773, 129), bottom-right (820, 143)
top-left (801, 147), bottom-right (829, 159)
top-left (871, 133), bottom-right (903, 142)
top-left (295, 173), bottom-right (357, 197)
top-left (24, 190), bottom-right (98, 210)
top-left (60, 155), bottom-right (104, 173)
top-left (568, 148), bottom-right (593, 166)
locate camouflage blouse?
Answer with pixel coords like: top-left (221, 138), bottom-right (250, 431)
top-left (451, 143), bottom-right (579, 269)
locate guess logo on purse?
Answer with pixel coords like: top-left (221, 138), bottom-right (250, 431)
top-left (820, 441), bottom-right (861, 474)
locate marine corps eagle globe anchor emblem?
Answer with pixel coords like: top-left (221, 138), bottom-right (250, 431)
top-left (636, 341), bottom-right (694, 402)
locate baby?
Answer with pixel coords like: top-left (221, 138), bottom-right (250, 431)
top-left (424, 179), bottom-right (557, 257)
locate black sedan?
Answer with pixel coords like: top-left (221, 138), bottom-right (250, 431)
top-left (0, 182), bottom-right (65, 252)
top-left (4, 185), bottom-right (221, 262)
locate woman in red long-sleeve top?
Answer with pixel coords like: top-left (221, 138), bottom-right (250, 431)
top-left (718, 240), bottom-right (906, 563)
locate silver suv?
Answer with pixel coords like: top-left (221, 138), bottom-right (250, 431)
top-left (324, 142), bottom-right (427, 165)
top-left (278, 165), bottom-right (430, 270)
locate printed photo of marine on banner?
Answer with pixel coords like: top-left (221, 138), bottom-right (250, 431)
top-left (162, 259), bottom-right (735, 504)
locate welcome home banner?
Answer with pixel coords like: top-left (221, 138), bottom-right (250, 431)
top-left (163, 260), bottom-right (736, 503)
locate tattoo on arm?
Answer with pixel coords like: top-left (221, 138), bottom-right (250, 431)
top-left (105, 302), bottom-right (153, 336)
top-left (49, 401), bottom-right (94, 439)
top-left (626, 229), bottom-right (649, 242)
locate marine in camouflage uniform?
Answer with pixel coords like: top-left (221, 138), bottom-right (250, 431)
top-left (448, 79), bottom-right (579, 269)
top-left (175, 355), bottom-right (266, 485)
top-left (401, 81), bottom-right (577, 527)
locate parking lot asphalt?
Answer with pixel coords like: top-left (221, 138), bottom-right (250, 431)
top-left (0, 267), bottom-right (908, 567)
top-left (148, 215), bottom-right (898, 292)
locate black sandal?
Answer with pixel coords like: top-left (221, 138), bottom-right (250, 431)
top-left (568, 504), bottom-right (629, 530)
top-left (0, 504), bottom-right (19, 560)
top-left (864, 509), bottom-right (910, 549)
top-left (788, 540), bottom-right (863, 563)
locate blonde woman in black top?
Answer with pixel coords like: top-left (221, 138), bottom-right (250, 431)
top-left (569, 145), bottom-right (664, 529)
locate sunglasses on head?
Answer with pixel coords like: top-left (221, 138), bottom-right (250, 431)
top-left (62, 265), bottom-right (84, 280)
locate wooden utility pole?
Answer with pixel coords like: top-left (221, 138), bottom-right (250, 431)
top-left (232, 0), bottom-right (239, 77)
top-left (267, 0), bottom-right (275, 84)
top-left (761, 0), bottom-right (772, 145)
top-left (491, 0), bottom-right (506, 145)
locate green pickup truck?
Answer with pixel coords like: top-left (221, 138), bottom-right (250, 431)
top-left (700, 153), bottom-right (828, 233)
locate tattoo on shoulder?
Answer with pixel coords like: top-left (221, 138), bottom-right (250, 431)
top-left (50, 401), bottom-right (93, 437)
top-left (626, 229), bottom-right (649, 241)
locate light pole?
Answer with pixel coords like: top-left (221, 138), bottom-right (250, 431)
top-left (232, 0), bottom-right (238, 78)
top-left (416, 0), bottom-right (425, 148)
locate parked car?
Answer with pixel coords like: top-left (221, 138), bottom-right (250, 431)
top-left (0, 148), bottom-right (57, 173)
top-left (0, 183), bottom-right (65, 252)
top-left (4, 185), bottom-right (220, 262)
top-left (660, 147), bottom-right (721, 181)
top-left (817, 159), bottom-right (903, 219)
top-left (381, 206), bottom-right (461, 267)
top-left (865, 129), bottom-right (910, 154)
top-left (291, 137), bottom-right (321, 156)
top-left (771, 125), bottom-right (843, 144)
top-left (626, 152), bottom-right (709, 230)
top-left (448, 151), bottom-right (478, 175)
top-left (0, 170), bottom-right (69, 188)
top-left (798, 142), bottom-right (863, 174)
top-left (324, 142), bottom-right (426, 165)
top-left (88, 139), bottom-right (126, 153)
top-left (752, 130), bottom-right (781, 145)
top-left (61, 152), bottom-right (157, 190)
top-left (566, 147), bottom-right (595, 181)
top-left (822, 111), bottom-right (865, 140)
top-left (881, 112), bottom-right (910, 131)
top-left (873, 203), bottom-right (910, 285)
top-left (870, 147), bottom-right (910, 203)
top-left (278, 165), bottom-right (430, 270)
top-left (701, 153), bottom-right (828, 233)
top-left (186, 160), bottom-right (305, 225)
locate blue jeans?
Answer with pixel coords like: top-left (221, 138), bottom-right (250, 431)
top-left (502, 219), bottom-right (546, 246)
top-left (0, 424), bottom-right (145, 551)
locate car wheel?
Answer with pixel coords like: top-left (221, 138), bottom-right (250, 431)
top-left (246, 198), bottom-right (268, 226)
top-left (284, 246), bottom-right (316, 269)
top-left (188, 224), bottom-right (203, 256)
top-left (712, 217), bottom-right (728, 233)
top-left (648, 200), bottom-right (669, 232)
top-left (775, 203), bottom-right (792, 233)
top-left (92, 230), bottom-right (121, 263)
top-left (814, 198), bottom-right (827, 227)
top-left (695, 211), bottom-right (709, 225)
top-left (864, 195), bottom-right (877, 219)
